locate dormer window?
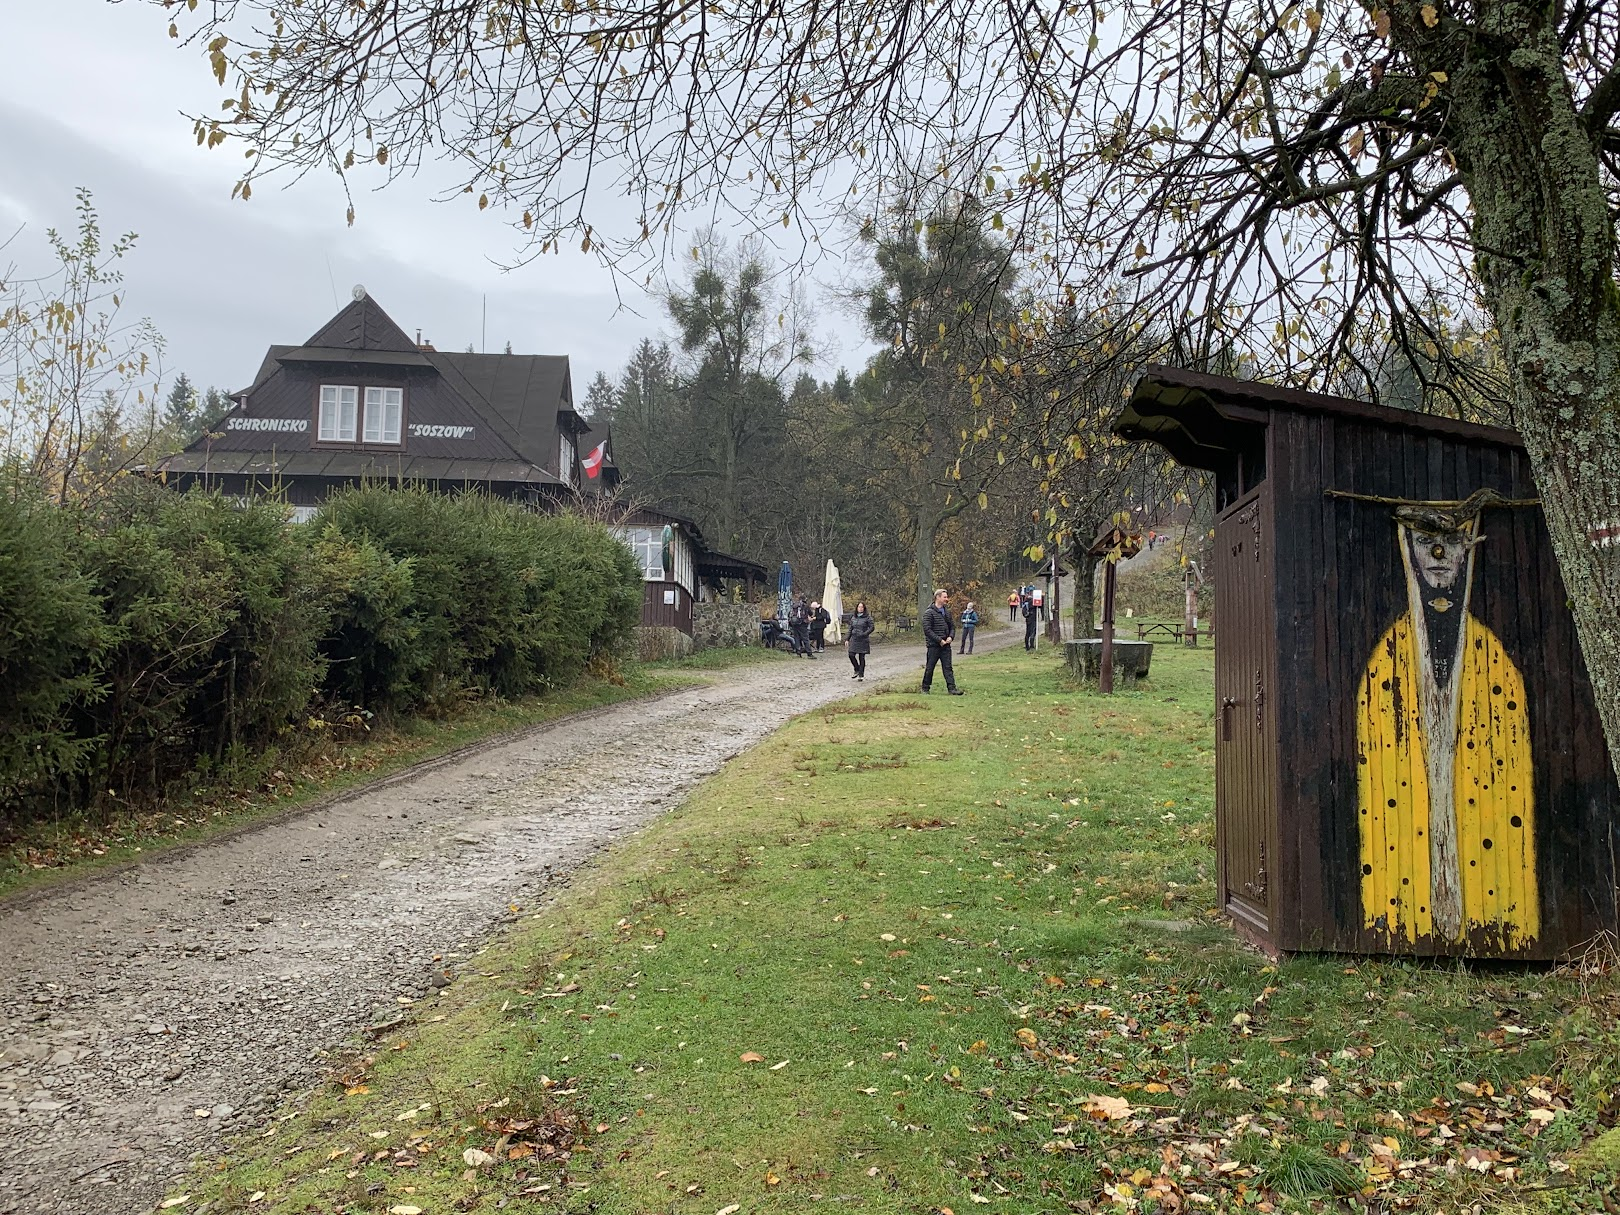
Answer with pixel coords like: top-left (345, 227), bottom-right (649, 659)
top-left (559, 432), bottom-right (577, 484)
top-left (319, 384), bottom-right (403, 444)
top-left (318, 385), bottom-right (358, 442)
top-left (363, 387), bottom-right (403, 444)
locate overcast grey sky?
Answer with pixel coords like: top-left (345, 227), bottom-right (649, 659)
top-left (0, 0), bottom-right (871, 400)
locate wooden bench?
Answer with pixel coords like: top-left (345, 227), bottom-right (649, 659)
top-left (1136, 622), bottom-right (1183, 642)
top-left (893, 615), bottom-right (914, 633)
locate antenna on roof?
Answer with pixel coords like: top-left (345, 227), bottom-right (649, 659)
top-left (482, 294), bottom-right (487, 355)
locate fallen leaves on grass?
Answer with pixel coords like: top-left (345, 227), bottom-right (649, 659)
top-left (1081, 1094), bottom-right (1134, 1121)
top-left (977, 973), bottom-right (1596, 1211)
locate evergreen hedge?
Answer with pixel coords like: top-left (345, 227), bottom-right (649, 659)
top-left (0, 478), bottom-right (642, 832)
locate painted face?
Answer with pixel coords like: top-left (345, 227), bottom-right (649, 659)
top-left (1405, 526), bottom-right (1472, 590)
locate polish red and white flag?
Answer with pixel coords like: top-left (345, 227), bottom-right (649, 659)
top-left (582, 441), bottom-right (608, 479)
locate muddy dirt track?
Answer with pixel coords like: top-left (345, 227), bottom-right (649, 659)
top-left (0, 634), bottom-right (1010, 1214)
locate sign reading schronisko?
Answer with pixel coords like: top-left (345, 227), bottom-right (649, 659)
top-left (408, 424), bottom-right (475, 439)
top-left (227, 417), bottom-right (308, 432)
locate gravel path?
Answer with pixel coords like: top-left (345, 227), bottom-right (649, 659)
top-left (0, 634), bottom-right (1009, 1214)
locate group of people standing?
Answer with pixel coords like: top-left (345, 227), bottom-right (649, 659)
top-left (778, 590), bottom-right (991, 691)
top-left (786, 595), bottom-right (832, 657)
top-left (1007, 584), bottom-right (1045, 621)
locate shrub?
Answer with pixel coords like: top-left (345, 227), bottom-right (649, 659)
top-left (0, 479), bottom-right (642, 835)
top-left (313, 486), bottom-right (642, 713)
top-left (0, 479), bottom-right (107, 800)
top-left (70, 482), bottom-right (322, 800)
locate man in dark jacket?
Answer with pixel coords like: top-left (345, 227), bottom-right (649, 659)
top-left (789, 596), bottom-right (815, 657)
top-left (921, 589), bottom-right (963, 695)
top-left (1022, 592), bottom-right (1039, 651)
top-left (810, 601), bottom-right (831, 651)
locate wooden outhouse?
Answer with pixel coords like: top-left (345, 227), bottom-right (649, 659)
top-left (1115, 366), bottom-right (1619, 960)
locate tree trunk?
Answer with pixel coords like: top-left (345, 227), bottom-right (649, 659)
top-left (722, 424), bottom-right (739, 548)
top-left (915, 511), bottom-right (936, 622)
top-left (1446, 7), bottom-right (1620, 786)
top-left (1073, 547), bottom-right (1100, 640)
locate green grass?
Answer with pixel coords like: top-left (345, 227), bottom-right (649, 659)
top-left (174, 645), bottom-right (1619, 1214)
top-left (0, 665), bottom-right (705, 902)
top-left (647, 645), bottom-right (796, 671)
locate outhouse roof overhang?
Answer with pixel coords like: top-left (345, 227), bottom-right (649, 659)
top-left (1116, 365), bottom-right (1523, 464)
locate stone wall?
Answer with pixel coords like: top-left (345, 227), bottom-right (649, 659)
top-left (692, 602), bottom-right (762, 650)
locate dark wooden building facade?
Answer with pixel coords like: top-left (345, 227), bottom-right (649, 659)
top-left (1116, 367), bottom-right (1620, 960)
top-left (152, 292), bottom-right (763, 639)
top-left (154, 290), bottom-right (592, 511)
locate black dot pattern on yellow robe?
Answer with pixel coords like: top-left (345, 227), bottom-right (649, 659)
top-left (1356, 613), bottom-right (1537, 950)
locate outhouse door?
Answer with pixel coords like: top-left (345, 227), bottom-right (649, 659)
top-left (1213, 486), bottom-right (1275, 939)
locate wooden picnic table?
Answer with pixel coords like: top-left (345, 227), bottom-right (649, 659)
top-left (1136, 621), bottom-right (1183, 641)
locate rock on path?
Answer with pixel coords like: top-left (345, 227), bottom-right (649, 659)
top-left (0, 636), bottom-right (1005, 1214)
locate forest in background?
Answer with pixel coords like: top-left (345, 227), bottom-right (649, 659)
top-left (584, 198), bottom-right (1220, 622)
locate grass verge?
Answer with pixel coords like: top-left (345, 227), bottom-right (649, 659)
top-left (648, 646), bottom-right (797, 671)
top-left (0, 665), bottom-right (706, 902)
top-left (175, 644), bottom-right (1618, 1215)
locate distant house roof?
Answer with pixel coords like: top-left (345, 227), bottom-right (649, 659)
top-left (161, 292), bottom-right (591, 492)
top-left (696, 547), bottom-right (769, 583)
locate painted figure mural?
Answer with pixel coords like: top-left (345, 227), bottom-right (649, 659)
top-left (1355, 497), bottom-right (1537, 950)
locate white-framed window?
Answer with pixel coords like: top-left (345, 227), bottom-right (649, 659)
top-left (363, 387), bottom-right (403, 444)
top-left (318, 385), bottom-right (358, 442)
top-left (616, 526), bottom-right (664, 581)
top-left (559, 432), bottom-right (577, 484)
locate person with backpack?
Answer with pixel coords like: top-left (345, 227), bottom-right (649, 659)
top-left (789, 595), bottom-right (815, 657)
top-left (846, 600), bottom-right (874, 680)
top-left (960, 601), bottom-right (979, 654)
top-left (1022, 592), bottom-right (1039, 651)
top-left (810, 600), bottom-right (831, 651)
top-left (1007, 590), bottom-right (1020, 621)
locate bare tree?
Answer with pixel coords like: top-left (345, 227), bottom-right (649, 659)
top-left (1, 188), bottom-right (166, 501)
top-left (160, 0), bottom-right (1620, 779)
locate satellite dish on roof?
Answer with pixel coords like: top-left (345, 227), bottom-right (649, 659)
top-left (351, 284), bottom-right (367, 301)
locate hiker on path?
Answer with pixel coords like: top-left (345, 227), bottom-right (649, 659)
top-left (1022, 593), bottom-right (1039, 651)
top-left (921, 589), bottom-right (963, 695)
top-left (960, 601), bottom-right (979, 654)
top-left (789, 595), bottom-right (816, 658)
top-left (846, 600), bottom-right (874, 681)
top-left (810, 600), bottom-right (831, 651)
top-left (1007, 590), bottom-right (1020, 621)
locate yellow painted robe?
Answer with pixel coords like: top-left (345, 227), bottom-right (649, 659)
top-left (1356, 613), bottom-right (1538, 949)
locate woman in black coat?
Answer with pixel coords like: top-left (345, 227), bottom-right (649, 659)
top-left (846, 601), bottom-right (875, 681)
